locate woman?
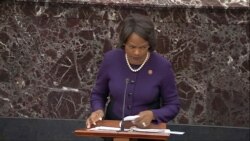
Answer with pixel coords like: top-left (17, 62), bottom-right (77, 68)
top-left (86, 13), bottom-right (180, 130)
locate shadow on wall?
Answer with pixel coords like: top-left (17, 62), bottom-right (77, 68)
top-left (0, 117), bottom-right (249, 141)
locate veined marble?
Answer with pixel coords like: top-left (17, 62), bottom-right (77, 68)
top-left (15, 0), bottom-right (250, 8)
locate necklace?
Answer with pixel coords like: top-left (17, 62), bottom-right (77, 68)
top-left (125, 52), bottom-right (149, 72)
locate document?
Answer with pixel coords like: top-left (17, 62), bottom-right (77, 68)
top-left (89, 126), bottom-right (185, 135)
top-left (89, 126), bottom-right (129, 131)
top-left (89, 115), bottom-right (185, 135)
top-left (123, 115), bottom-right (140, 121)
top-left (131, 127), bottom-right (185, 135)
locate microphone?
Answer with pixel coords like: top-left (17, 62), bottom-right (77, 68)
top-left (119, 78), bottom-right (129, 132)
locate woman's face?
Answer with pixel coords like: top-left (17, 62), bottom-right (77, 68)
top-left (124, 32), bottom-right (149, 65)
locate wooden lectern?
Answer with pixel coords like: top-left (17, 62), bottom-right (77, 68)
top-left (74, 120), bottom-right (169, 141)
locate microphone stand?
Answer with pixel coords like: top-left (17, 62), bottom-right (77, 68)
top-left (119, 78), bottom-right (129, 132)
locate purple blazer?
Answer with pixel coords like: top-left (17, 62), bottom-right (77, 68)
top-left (91, 48), bottom-right (180, 123)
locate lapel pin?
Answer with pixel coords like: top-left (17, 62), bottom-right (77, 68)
top-left (148, 69), bottom-right (153, 75)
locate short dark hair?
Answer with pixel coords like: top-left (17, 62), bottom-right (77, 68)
top-left (117, 13), bottom-right (156, 52)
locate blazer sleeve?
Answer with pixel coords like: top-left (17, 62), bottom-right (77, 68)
top-left (152, 62), bottom-right (180, 123)
top-left (90, 54), bottom-right (110, 112)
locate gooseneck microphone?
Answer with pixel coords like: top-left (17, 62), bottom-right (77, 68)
top-left (119, 78), bottom-right (130, 132)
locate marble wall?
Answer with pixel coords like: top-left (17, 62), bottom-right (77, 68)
top-left (0, 0), bottom-right (249, 127)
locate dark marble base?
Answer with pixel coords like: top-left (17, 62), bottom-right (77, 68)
top-left (0, 117), bottom-right (101, 141)
top-left (0, 117), bottom-right (249, 141)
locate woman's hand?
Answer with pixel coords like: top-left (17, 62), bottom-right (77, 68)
top-left (133, 110), bottom-right (154, 128)
top-left (86, 109), bottom-right (104, 128)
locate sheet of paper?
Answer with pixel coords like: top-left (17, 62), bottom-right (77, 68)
top-left (169, 130), bottom-right (185, 135)
top-left (89, 126), bottom-right (185, 135)
top-left (123, 115), bottom-right (140, 121)
top-left (132, 127), bottom-right (185, 135)
top-left (89, 126), bottom-right (129, 131)
top-left (131, 127), bottom-right (170, 133)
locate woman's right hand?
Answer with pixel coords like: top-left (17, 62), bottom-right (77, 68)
top-left (86, 109), bottom-right (104, 128)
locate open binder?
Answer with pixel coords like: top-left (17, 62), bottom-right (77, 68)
top-left (74, 119), bottom-right (184, 141)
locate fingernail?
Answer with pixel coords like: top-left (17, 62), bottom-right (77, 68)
top-left (99, 117), bottom-right (102, 120)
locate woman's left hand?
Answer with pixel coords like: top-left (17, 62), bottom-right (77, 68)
top-left (133, 110), bottom-right (154, 128)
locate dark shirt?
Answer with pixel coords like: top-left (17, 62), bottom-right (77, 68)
top-left (91, 48), bottom-right (180, 123)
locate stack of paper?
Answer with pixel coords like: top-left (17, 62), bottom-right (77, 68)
top-left (89, 115), bottom-right (185, 135)
top-left (89, 126), bottom-right (185, 135)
